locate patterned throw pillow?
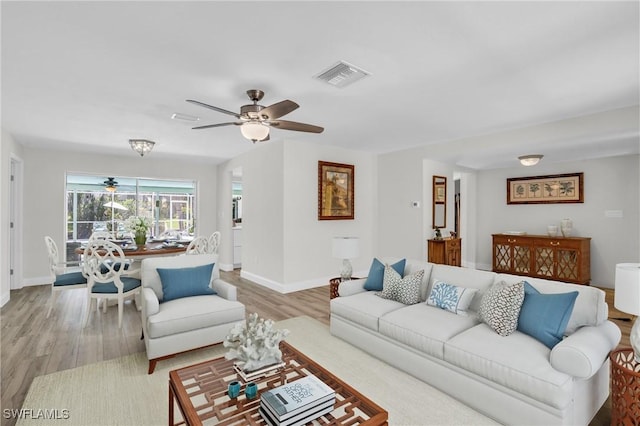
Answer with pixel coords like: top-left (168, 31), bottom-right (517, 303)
top-left (478, 280), bottom-right (525, 336)
top-left (377, 264), bottom-right (424, 305)
top-left (427, 281), bottom-right (477, 316)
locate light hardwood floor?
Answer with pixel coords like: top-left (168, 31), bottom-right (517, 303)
top-left (0, 272), bottom-right (631, 426)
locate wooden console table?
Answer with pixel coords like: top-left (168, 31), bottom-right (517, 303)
top-left (427, 238), bottom-right (461, 266)
top-left (492, 234), bottom-right (591, 285)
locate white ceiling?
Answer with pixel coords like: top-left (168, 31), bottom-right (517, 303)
top-left (2, 1), bottom-right (639, 169)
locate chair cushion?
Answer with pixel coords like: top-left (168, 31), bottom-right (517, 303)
top-left (54, 271), bottom-right (87, 286)
top-left (146, 295), bottom-right (245, 338)
top-left (156, 263), bottom-right (216, 302)
top-left (517, 282), bottom-right (578, 348)
top-left (100, 261), bottom-right (130, 274)
top-left (363, 258), bottom-right (406, 291)
top-left (91, 277), bottom-right (141, 294)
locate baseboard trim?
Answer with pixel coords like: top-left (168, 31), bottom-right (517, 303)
top-left (219, 262), bottom-right (235, 272)
top-left (21, 277), bottom-right (48, 287)
top-left (0, 293), bottom-right (10, 307)
top-left (239, 270), bottom-right (334, 294)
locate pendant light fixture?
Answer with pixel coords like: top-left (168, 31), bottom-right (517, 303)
top-left (129, 139), bottom-right (156, 157)
top-left (518, 154), bottom-right (544, 166)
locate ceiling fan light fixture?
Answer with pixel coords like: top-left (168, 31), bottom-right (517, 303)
top-left (518, 154), bottom-right (544, 166)
top-left (240, 122), bottom-right (269, 142)
top-left (129, 139), bottom-right (156, 157)
top-left (104, 177), bottom-right (118, 193)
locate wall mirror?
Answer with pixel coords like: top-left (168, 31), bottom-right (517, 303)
top-left (432, 175), bottom-right (447, 229)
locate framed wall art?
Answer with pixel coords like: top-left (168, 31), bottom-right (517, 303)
top-left (318, 161), bottom-right (354, 220)
top-left (507, 172), bottom-right (584, 205)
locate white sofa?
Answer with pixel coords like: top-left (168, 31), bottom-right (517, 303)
top-left (141, 253), bottom-right (245, 373)
top-left (330, 258), bottom-right (621, 426)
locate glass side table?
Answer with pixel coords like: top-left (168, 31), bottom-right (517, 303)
top-left (610, 348), bottom-right (640, 424)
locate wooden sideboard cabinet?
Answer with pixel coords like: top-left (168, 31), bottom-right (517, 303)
top-left (428, 238), bottom-right (461, 266)
top-left (492, 234), bottom-right (591, 285)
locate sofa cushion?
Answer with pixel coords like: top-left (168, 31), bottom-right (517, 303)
top-left (495, 273), bottom-right (607, 334)
top-left (156, 263), bottom-right (216, 302)
top-left (146, 295), bottom-right (245, 339)
top-left (377, 266), bottom-right (424, 305)
top-left (518, 282), bottom-right (578, 349)
top-left (379, 304), bottom-right (480, 359)
top-left (364, 258), bottom-right (406, 291)
top-left (445, 324), bottom-right (573, 409)
top-left (331, 292), bottom-right (406, 332)
top-left (429, 264), bottom-right (495, 311)
top-left (426, 281), bottom-right (477, 316)
top-left (478, 281), bottom-right (524, 337)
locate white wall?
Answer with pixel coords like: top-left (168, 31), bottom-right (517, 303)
top-left (217, 139), bottom-right (376, 292)
top-left (476, 155), bottom-right (640, 287)
top-left (19, 145), bottom-right (218, 285)
top-left (1, 129), bottom-right (25, 306)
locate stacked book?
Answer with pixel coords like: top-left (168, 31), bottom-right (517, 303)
top-left (259, 374), bottom-right (335, 426)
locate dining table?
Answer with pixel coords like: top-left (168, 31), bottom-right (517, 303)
top-left (74, 240), bottom-right (190, 258)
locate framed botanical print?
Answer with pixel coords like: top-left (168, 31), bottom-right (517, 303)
top-left (318, 161), bottom-right (354, 220)
top-left (507, 172), bottom-right (584, 204)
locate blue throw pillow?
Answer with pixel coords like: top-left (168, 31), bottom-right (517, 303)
top-left (156, 263), bottom-right (216, 302)
top-left (363, 258), bottom-right (406, 291)
top-left (517, 281), bottom-right (579, 349)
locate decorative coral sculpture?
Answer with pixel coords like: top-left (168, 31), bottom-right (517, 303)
top-left (224, 313), bottom-right (290, 372)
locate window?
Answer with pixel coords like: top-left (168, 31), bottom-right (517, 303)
top-left (66, 174), bottom-right (196, 260)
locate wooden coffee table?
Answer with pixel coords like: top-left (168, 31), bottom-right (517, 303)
top-left (169, 341), bottom-right (388, 425)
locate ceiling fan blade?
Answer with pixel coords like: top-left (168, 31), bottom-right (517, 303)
top-left (186, 99), bottom-right (241, 119)
top-left (270, 120), bottom-right (324, 133)
top-left (192, 122), bottom-right (240, 130)
top-left (259, 100), bottom-right (299, 120)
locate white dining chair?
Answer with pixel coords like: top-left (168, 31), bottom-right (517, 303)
top-left (44, 236), bottom-right (88, 318)
top-left (208, 231), bottom-right (221, 254)
top-left (185, 236), bottom-right (210, 255)
top-left (83, 239), bottom-right (141, 328)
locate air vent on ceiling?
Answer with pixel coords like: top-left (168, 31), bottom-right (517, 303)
top-left (314, 61), bottom-right (370, 88)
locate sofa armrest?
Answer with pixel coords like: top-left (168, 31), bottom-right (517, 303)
top-left (142, 287), bottom-right (160, 317)
top-left (338, 278), bottom-right (368, 297)
top-left (212, 278), bottom-right (238, 301)
top-left (550, 321), bottom-right (621, 379)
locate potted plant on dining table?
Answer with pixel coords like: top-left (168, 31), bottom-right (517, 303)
top-left (125, 216), bottom-right (152, 246)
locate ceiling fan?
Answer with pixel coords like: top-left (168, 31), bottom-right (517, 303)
top-left (104, 177), bottom-right (118, 193)
top-left (186, 89), bottom-right (324, 142)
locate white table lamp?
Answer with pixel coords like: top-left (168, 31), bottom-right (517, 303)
top-left (614, 263), bottom-right (640, 362)
top-left (332, 237), bottom-right (359, 281)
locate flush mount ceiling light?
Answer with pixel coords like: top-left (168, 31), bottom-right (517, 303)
top-left (240, 122), bottom-right (270, 142)
top-left (129, 139), bottom-right (156, 157)
top-left (104, 177), bottom-right (118, 193)
top-left (518, 154), bottom-right (544, 166)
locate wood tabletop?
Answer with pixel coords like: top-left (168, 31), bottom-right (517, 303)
top-left (75, 242), bottom-right (188, 257)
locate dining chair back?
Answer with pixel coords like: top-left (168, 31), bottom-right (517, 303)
top-left (185, 236), bottom-right (210, 255)
top-left (44, 236), bottom-right (88, 318)
top-left (83, 239), bottom-right (141, 328)
top-left (208, 231), bottom-right (221, 254)
top-left (88, 231), bottom-right (113, 241)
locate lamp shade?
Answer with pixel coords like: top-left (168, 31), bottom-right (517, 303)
top-left (332, 237), bottom-right (359, 259)
top-left (614, 263), bottom-right (640, 315)
top-left (240, 122), bottom-right (269, 141)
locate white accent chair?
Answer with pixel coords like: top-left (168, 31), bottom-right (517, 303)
top-left (83, 239), bottom-right (141, 328)
top-left (208, 231), bottom-right (221, 254)
top-left (185, 235), bottom-right (210, 255)
top-left (140, 253), bottom-right (245, 373)
top-left (44, 236), bottom-right (88, 318)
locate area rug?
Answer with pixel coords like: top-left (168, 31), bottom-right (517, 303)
top-left (18, 316), bottom-right (498, 425)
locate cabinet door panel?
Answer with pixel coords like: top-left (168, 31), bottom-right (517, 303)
top-left (534, 247), bottom-right (554, 278)
top-left (513, 245), bottom-right (531, 274)
top-left (556, 248), bottom-right (580, 281)
top-left (494, 243), bottom-right (511, 272)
